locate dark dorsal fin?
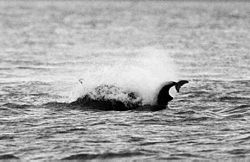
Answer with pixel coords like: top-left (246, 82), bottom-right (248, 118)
top-left (156, 80), bottom-right (189, 106)
top-left (156, 81), bottom-right (176, 105)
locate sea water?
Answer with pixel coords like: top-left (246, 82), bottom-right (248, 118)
top-left (0, 1), bottom-right (250, 160)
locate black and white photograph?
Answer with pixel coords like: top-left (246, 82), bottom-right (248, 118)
top-left (0, 0), bottom-right (250, 161)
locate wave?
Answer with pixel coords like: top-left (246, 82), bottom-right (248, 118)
top-left (2, 103), bottom-right (31, 109)
top-left (62, 151), bottom-right (145, 160)
top-left (0, 154), bottom-right (19, 160)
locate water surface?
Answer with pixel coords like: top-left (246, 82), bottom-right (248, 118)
top-left (0, 1), bottom-right (250, 161)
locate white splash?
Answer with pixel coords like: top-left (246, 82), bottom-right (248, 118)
top-left (73, 47), bottom-right (179, 104)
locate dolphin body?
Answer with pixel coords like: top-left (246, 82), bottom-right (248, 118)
top-left (71, 80), bottom-right (188, 111)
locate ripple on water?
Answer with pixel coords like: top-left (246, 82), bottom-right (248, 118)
top-left (1, 1), bottom-right (250, 161)
top-left (62, 151), bottom-right (146, 160)
top-left (0, 154), bottom-right (19, 160)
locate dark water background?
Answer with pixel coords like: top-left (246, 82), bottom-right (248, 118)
top-left (0, 1), bottom-right (250, 161)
